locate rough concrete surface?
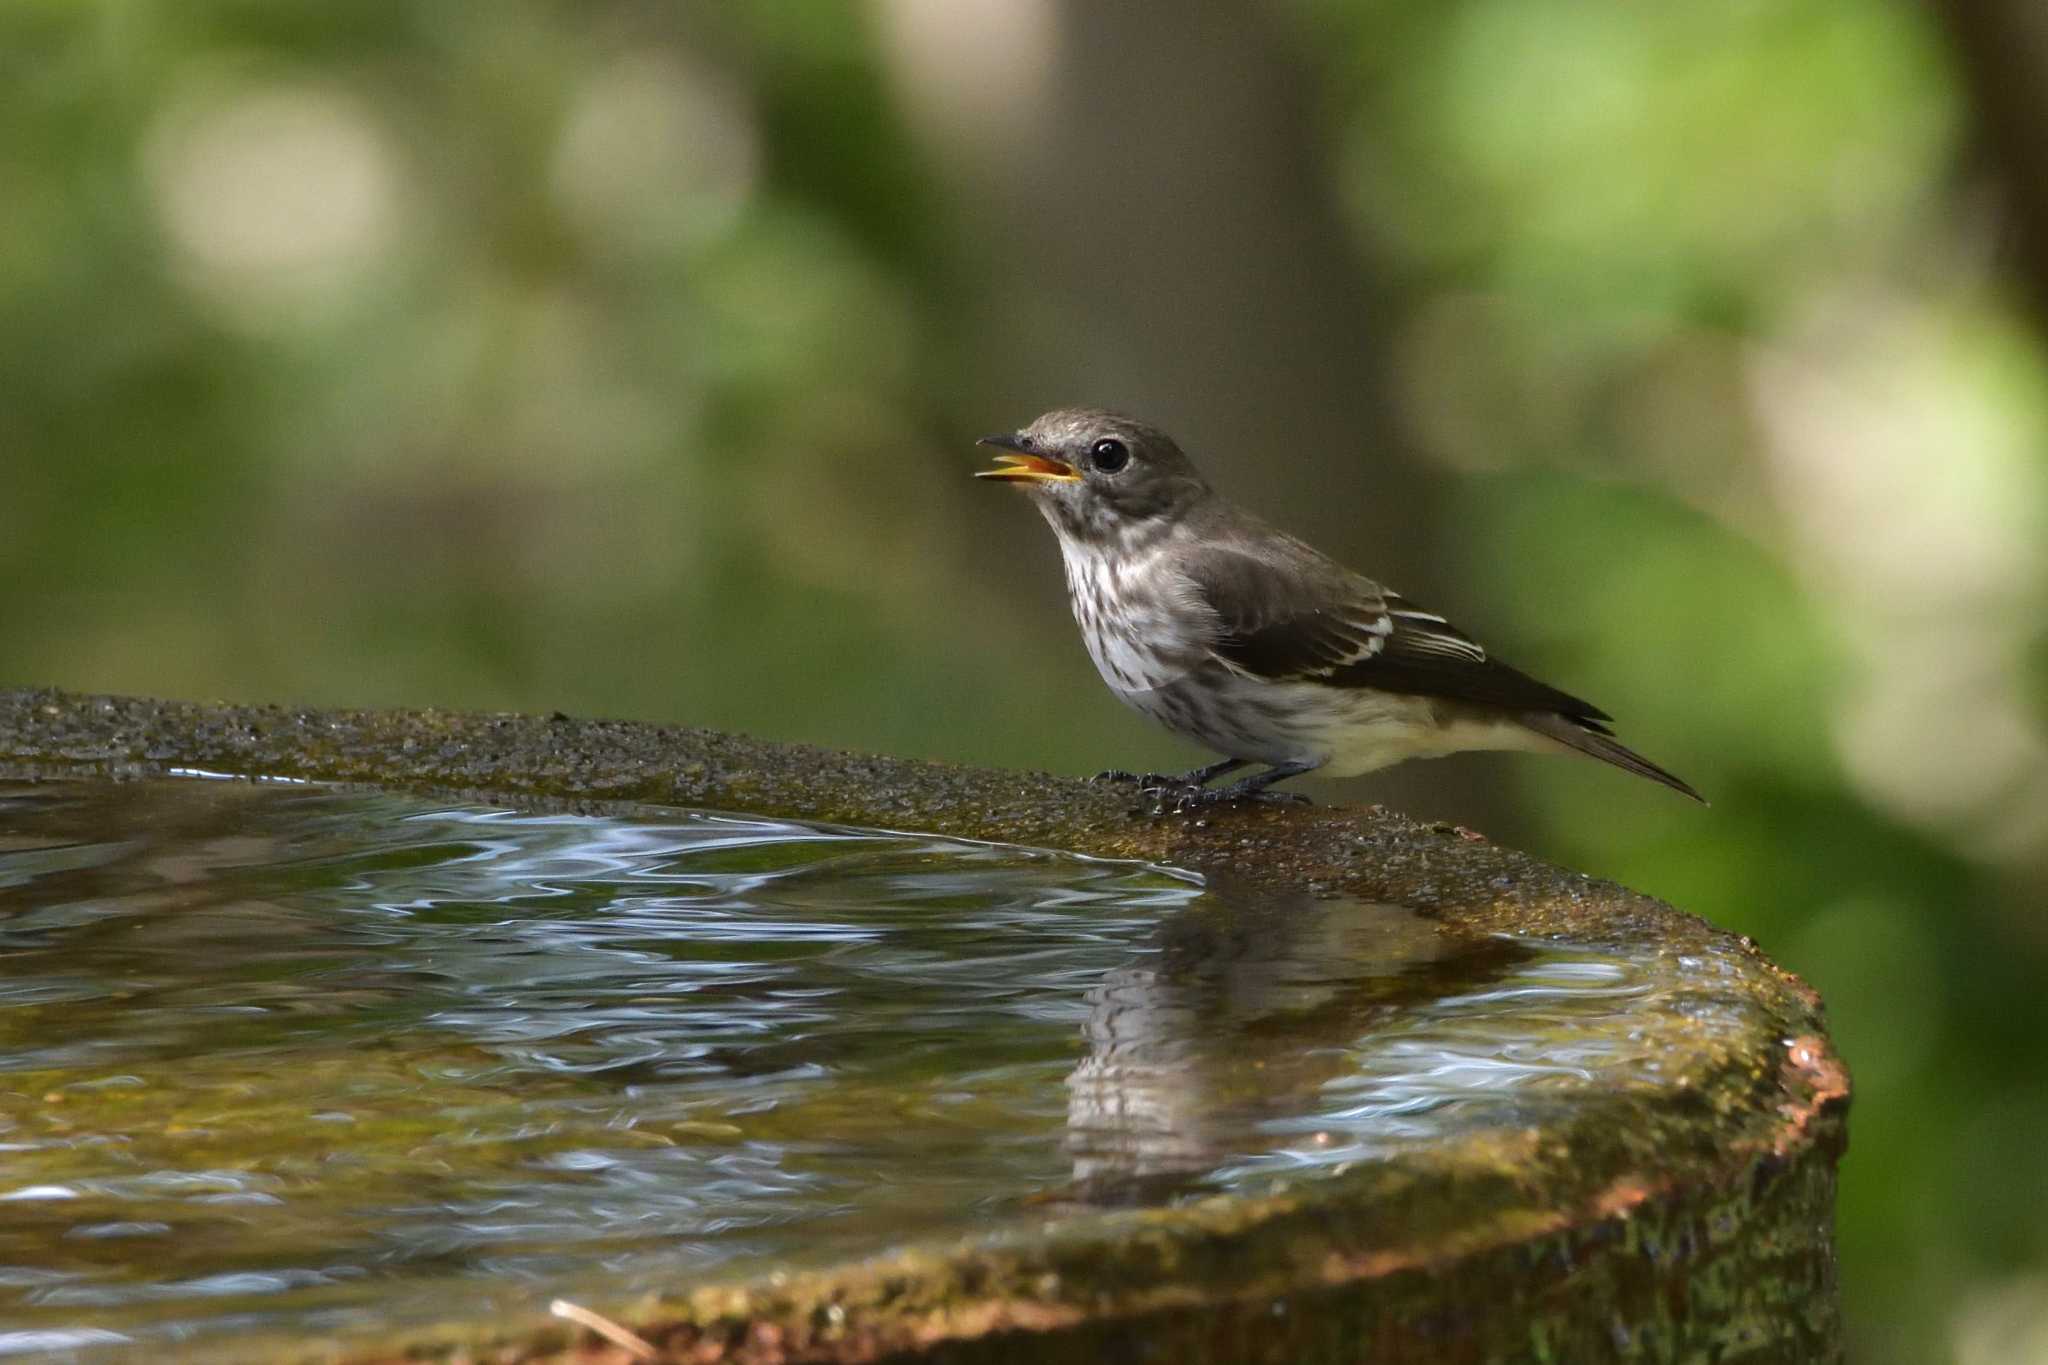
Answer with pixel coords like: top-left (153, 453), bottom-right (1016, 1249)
top-left (0, 688), bottom-right (1847, 1363)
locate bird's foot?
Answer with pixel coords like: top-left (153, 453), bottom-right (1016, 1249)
top-left (1144, 761), bottom-right (1320, 813)
top-left (1150, 784), bottom-right (1313, 814)
top-left (1093, 759), bottom-right (1248, 797)
top-left (1091, 768), bottom-right (1182, 791)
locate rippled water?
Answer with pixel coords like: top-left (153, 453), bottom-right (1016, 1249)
top-left (0, 778), bottom-right (1753, 1358)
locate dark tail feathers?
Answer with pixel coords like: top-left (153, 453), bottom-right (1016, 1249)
top-left (1521, 713), bottom-right (1706, 804)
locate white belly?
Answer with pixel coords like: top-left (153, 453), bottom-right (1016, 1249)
top-left (1114, 667), bottom-right (1551, 776)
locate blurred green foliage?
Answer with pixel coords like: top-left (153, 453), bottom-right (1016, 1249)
top-left (5, 1), bottom-right (2047, 1359)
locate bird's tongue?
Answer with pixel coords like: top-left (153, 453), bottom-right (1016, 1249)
top-left (974, 452), bottom-right (1078, 482)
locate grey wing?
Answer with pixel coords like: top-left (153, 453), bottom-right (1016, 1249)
top-left (1184, 545), bottom-right (1613, 726)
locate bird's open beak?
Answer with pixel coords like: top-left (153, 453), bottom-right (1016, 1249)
top-left (974, 433), bottom-right (1079, 483)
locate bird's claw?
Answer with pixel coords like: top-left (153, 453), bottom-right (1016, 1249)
top-left (1145, 785), bottom-right (1313, 814)
top-left (1091, 769), bottom-right (1182, 793)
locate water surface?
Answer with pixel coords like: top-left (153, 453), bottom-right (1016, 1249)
top-left (0, 778), bottom-right (1755, 1357)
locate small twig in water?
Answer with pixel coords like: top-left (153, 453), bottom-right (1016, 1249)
top-left (550, 1298), bottom-right (658, 1361)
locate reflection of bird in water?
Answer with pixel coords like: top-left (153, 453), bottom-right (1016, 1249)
top-left (1061, 893), bottom-right (1524, 1205)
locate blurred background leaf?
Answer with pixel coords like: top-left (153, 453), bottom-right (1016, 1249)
top-left (5, 1), bottom-right (2048, 1358)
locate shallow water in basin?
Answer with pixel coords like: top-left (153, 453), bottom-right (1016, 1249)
top-left (0, 778), bottom-right (1758, 1358)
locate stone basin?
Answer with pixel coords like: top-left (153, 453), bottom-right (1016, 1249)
top-left (0, 689), bottom-right (1848, 1363)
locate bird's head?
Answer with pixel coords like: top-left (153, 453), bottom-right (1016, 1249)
top-left (975, 409), bottom-right (1209, 544)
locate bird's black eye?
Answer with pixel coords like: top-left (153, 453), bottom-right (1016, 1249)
top-left (1090, 438), bottom-right (1129, 473)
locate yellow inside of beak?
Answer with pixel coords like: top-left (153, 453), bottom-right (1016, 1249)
top-left (975, 452), bottom-right (1080, 483)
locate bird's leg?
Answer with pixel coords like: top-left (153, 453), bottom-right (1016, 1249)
top-left (1091, 758), bottom-right (1246, 792)
top-left (1177, 757), bottom-right (1249, 787)
top-left (1170, 760), bottom-right (1318, 810)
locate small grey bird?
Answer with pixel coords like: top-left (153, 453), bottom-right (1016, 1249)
top-left (976, 408), bottom-right (1702, 807)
